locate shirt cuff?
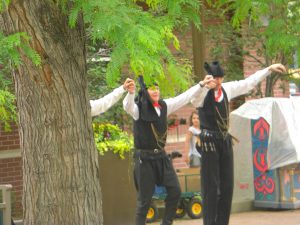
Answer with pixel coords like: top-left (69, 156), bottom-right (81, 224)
top-left (116, 85), bottom-right (126, 94)
top-left (262, 67), bottom-right (272, 76)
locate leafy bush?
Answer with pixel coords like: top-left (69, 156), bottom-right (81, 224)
top-left (93, 123), bottom-right (133, 159)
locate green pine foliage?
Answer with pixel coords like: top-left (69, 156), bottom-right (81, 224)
top-left (0, 0), bottom-right (10, 11)
top-left (205, 9), bottom-right (244, 83)
top-left (86, 40), bottom-right (133, 127)
top-left (0, 32), bottom-right (41, 67)
top-left (210, 0), bottom-right (300, 95)
top-left (215, 0), bottom-right (300, 66)
top-left (68, 0), bottom-right (200, 93)
top-left (1, 0), bottom-right (201, 96)
top-left (0, 32), bottom-right (41, 129)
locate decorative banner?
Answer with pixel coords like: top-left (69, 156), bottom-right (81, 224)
top-left (251, 118), bottom-right (276, 201)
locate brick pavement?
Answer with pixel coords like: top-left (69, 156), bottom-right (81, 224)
top-left (152, 209), bottom-right (300, 225)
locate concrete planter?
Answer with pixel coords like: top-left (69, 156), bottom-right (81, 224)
top-left (98, 151), bottom-right (136, 225)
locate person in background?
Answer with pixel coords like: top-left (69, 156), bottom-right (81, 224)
top-left (184, 110), bottom-right (201, 168)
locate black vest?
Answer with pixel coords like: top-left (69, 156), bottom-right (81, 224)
top-left (133, 100), bottom-right (168, 150)
top-left (198, 87), bottom-right (229, 132)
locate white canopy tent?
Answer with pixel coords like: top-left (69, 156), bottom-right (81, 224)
top-left (229, 97), bottom-right (300, 170)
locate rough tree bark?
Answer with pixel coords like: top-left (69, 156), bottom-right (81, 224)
top-left (1, 1), bottom-right (103, 224)
top-left (265, 76), bottom-right (274, 97)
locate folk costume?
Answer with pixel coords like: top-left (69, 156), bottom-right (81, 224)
top-left (123, 76), bottom-right (205, 225)
top-left (191, 61), bottom-right (273, 225)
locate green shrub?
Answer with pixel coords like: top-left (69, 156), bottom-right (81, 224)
top-left (93, 123), bottom-right (133, 159)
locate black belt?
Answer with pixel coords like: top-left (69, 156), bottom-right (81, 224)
top-left (135, 148), bottom-right (164, 153)
top-left (134, 148), bottom-right (166, 160)
top-left (201, 129), bottom-right (229, 139)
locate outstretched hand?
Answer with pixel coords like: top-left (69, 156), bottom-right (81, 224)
top-left (268, 63), bottom-right (286, 74)
top-left (200, 75), bottom-right (216, 89)
top-left (123, 78), bottom-right (135, 94)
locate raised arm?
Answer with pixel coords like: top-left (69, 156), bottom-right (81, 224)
top-left (165, 76), bottom-right (214, 115)
top-left (90, 78), bottom-right (134, 117)
top-left (123, 78), bottom-right (139, 120)
top-left (90, 86), bottom-right (125, 117)
top-left (123, 92), bottom-right (139, 120)
top-left (184, 130), bottom-right (192, 164)
top-left (223, 64), bottom-right (286, 101)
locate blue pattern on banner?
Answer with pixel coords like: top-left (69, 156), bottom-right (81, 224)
top-left (251, 118), bottom-right (276, 201)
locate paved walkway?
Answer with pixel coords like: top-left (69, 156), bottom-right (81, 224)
top-left (152, 209), bottom-right (300, 225)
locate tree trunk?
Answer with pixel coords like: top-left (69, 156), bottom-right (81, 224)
top-left (192, 0), bottom-right (206, 80)
top-left (265, 75), bottom-right (273, 97)
top-left (1, 1), bottom-right (103, 224)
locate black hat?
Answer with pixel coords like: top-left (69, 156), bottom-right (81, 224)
top-left (204, 61), bottom-right (225, 77)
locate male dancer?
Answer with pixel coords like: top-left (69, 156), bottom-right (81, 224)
top-left (90, 78), bottom-right (134, 116)
top-left (123, 75), bottom-right (214, 225)
top-left (191, 61), bottom-right (286, 225)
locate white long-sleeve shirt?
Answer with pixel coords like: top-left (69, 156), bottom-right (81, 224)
top-left (123, 84), bottom-right (205, 120)
top-left (90, 86), bottom-right (125, 117)
top-left (191, 67), bottom-right (271, 108)
top-left (188, 126), bottom-right (201, 157)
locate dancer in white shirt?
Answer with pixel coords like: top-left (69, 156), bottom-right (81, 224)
top-left (123, 75), bottom-right (214, 225)
top-left (192, 61), bottom-right (286, 225)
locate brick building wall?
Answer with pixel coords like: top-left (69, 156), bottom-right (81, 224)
top-left (0, 123), bottom-right (22, 218)
top-left (243, 43), bottom-right (290, 99)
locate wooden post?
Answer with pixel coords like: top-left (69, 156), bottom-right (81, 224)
top-left (0, 184), bottom-right (12, 225)
top-left (289, 168), bottom-right (296, 202)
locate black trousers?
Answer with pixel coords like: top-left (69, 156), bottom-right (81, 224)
top-left (200, 137), bottom-right (234, 225)
top-left (133, 151), bottom-right (181, 225)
